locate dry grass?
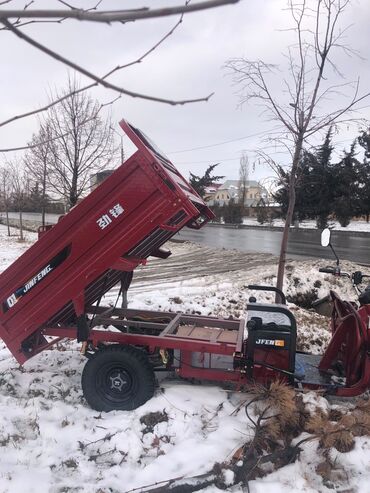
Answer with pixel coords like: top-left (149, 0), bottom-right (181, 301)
top-left (246, 382), bottom-right (309, 452)
top-left (304, 398), bottom-right (370, 453)
top-left (232, 383), bottom-right (370, 489)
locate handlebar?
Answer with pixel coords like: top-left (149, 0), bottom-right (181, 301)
top-left (247, 285), bottom-right (286, 304)
top-left (319, 267), bottom-right (336, 274)
top-left (319, 266), bottom-right (350, 278)
top-left (319, 267), bottom-right (370, 285)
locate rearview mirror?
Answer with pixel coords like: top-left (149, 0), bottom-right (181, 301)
top-left (321, 228), bottom-right (331, 247)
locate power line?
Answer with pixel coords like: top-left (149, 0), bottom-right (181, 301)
top-left (167, 128), bottom-right (279, 154)
top-left (176, 156), bottom-right (241, 165)
top-left (174, 144), bottom-right (291, 165)
top-left (168, 115), bottom-right (370, 155)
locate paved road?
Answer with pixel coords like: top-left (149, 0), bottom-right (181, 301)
top-left (3, 212), bottom-right (369, 264)
top-left (2, 212), bottom-right (61, 224)
top-left (175, 225), bottom-right (370, 264)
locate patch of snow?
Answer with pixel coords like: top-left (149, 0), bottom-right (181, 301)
top-left (0, 225), bottom-right (368, 492)
top-left (242, 217), bottom-right (370, 232)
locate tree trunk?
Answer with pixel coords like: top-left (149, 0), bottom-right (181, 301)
top-left (41, 204), bottom-right (46, 229)
top-left (41, 182), bottom-right (46, 228)
top-left (275, 137), bottom-right (303, 301)
top-left (69, 169), bottom-right (78, 209)
top-left (19, 209), bottom-right (24, 241)
top-left (5, 203), bottom-right (10, 236)
top-left (42, 171), bottom-right (47, 228)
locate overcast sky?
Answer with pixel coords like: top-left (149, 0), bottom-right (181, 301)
top-left (1, 0), bottom-right (370, 185)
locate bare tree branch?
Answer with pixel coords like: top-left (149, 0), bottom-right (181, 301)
top-left (0, 0), bottom-right (62, 28)
top-left (0, 93), bottom-right (120, 153)
top-left (0, 0), bottom-right (239, 23)
top-left (57, 0), bottom-right (103, 10)
top-left (225, 59), bottom-right (296, 132)
top-left (2, 17), bottom-right (214, 106)
top-left (0, 0), bottom-right (105, 30)
top-left (0, 3), bottom-right (189, 128)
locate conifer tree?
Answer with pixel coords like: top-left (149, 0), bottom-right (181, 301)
top-left (189, 164), bottom-right (224, 197)
top-left (223, 198), bottom-right (243, 224)
top-left (357, 131), bottom-right (370, 222)
top-left (332, 143), bottom-right (359, 227)
top-left (274, 129), bottom-right (335, 228)
top-left (308, 129), bottom-right (335, 228)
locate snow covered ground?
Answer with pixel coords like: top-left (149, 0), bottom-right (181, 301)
top-left (242, 217), bottom-right (370, 232)
top-left (0, 226), bottom-right (368, 493)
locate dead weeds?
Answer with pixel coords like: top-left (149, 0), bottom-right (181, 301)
top-left (140, 410), bottom-right (168, 434)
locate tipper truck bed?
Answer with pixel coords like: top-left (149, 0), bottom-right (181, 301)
top-left (0, 119), bottom-right (213, 365)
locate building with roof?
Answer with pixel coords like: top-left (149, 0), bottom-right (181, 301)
top-left (208, 180), bottom-right (268, 208)
top-left (203, 183), bottom-right (222, 203)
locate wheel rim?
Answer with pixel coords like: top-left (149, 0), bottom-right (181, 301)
top-left (95, 362), bottom-right (136, 405)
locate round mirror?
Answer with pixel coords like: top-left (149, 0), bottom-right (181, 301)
top-left (321, 228), bottom-right (331, 247)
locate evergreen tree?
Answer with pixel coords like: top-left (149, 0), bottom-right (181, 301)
top-left (223, 198), bottom-right (243, 224)
top-left (331, 143), bottom-right (360, 227)
top-left (274, 129), bottom-right (335, 228)
top-left (273, 166), bottom-right (290, 220)
top-left (294, 151), bottom-right (317, 222)
top-left (189, 164), bottom-right (224, 197)
top-left (256, 203), bottom-right (269, 224)
top-left (210, 200), bottom-right (222, 222)
top-left (273, 152), bottom-right (320, 224)
top-left (306, 129), bottom-right (335, 228)
top-left (357, 130), bottom-right (370, 222)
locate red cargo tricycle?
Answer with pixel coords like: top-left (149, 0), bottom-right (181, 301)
top-left (0, 121), bottom-right (368, 411)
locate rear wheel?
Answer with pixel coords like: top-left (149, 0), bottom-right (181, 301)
top-left (81, 345), bottom-right (155, 411)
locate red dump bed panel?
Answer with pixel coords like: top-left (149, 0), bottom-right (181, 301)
top-left (0, 119), bottom-right (213, 363)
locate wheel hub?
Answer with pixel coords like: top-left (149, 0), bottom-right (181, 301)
top-left (109, 372), bottom-right (127, 392)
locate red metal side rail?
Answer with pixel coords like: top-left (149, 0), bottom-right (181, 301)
top-left (0, 119), bottom-right (214, 364)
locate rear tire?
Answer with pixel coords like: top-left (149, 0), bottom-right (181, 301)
top-left (81, 345), bottom-right (155, 411)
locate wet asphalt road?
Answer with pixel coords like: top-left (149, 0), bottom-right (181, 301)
top-left (3, 212), bottom-right (369, 264)
top-left (175, 225), bottom-right (370, 265)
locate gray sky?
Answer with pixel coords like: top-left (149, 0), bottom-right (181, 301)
top-left (1, 0), bottom-right (370, 185)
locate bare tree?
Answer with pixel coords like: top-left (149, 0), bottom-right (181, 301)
top-left (24, 123), bottom-right (53, 227)
top-left (9, 160), bottom-right (26, 240)
top-left (238, 152), bottom-right (249, 209)
top-left (226, 0), bottom-right (370, 298)
top-left (258, 176), bottom-right (277, 206)
top-left (0, 162), bottom-right (12, 236)
top-left (45, 78), bottom-right (118, 210)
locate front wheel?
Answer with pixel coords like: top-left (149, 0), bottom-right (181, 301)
top-left (81, 345), bottom-right (155, 411)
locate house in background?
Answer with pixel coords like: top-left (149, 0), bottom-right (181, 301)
top-left (203, 183), bottom-right (222, 203)
top-left (90, 170), bottom-right (115, 191)
top-left (208, 179), bottom-right (269, 212)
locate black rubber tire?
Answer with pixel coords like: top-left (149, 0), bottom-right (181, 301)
top-left (81, 345), bottom-right (155, 412)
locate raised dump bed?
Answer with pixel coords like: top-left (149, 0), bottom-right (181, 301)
top-left (0, 119), bottom-right (213, 364)
top-left (1, 122), bottom-right (367, 413)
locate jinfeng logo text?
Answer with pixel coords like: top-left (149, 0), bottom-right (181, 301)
top-left (3, 245), bottom-right (71, 311)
